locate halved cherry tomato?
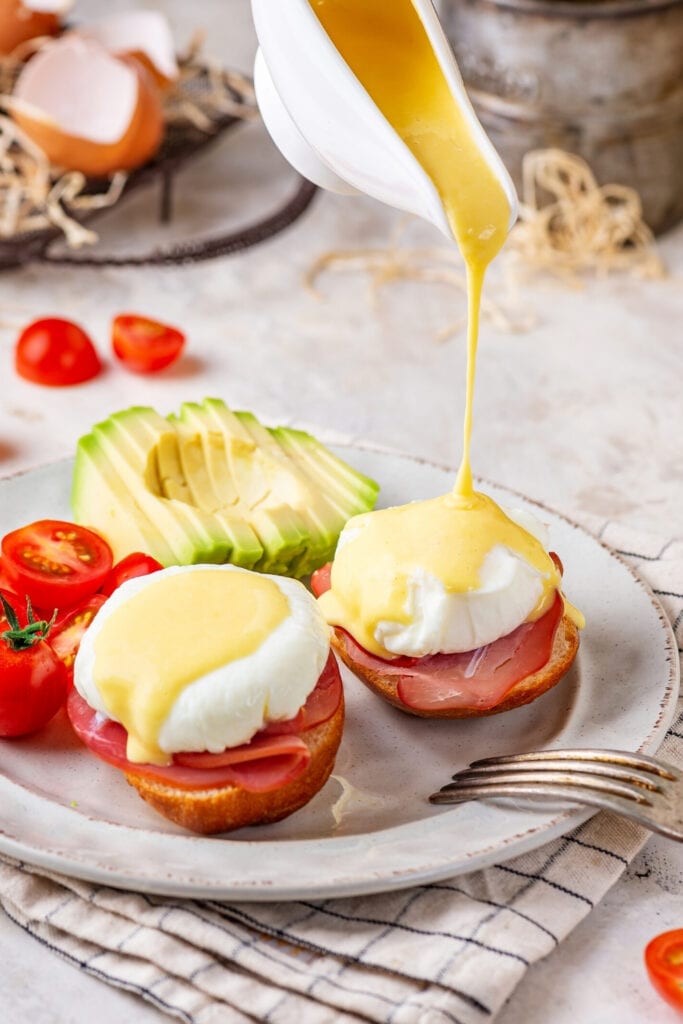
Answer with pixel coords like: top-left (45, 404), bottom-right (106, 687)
top-left (0, 564), bottom-right (16, 593)
top-left (310, 563), bottom-right (332, 597)
top-left (100, 552), bottom-right (163, 597)
top-left (0, 589), bottom-right (19, 630)
top-left (111, 314), bottom-right (185, 374)
top-left (1, 520), bottom-right (113, 610)
top-left (15, 318), bottom-right (102, 387)
top-left (51, 594), bottom-right (106, 681)
top-left (0, 589), bottom-right (45, 629)
top-left (645, 929), bottom-right (683, 1010)
top-left (0, 595), bottom-right (67, 736)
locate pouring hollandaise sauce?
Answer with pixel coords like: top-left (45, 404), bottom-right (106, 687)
top-left (310, 0), bottom-right (510, 496)
top-left (310, 0), bottom-right (582, 708)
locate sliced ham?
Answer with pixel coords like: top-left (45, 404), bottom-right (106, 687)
top-left (311, 562), bottom-right (564, 712)
top-left (260, 652), bottom-right (341, 736)
top-left (66, 652), bottom-right (342, 793)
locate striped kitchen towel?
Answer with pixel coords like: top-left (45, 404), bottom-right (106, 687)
top-left (0, 519), bottom-right (681, 1024)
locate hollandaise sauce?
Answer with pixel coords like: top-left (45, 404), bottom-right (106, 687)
top-left (92, 570), bottom-right (289, 764)
top-left (311, 0), bottom-right (583, 653)
top-left (309, 0), bottom-right (511, 497)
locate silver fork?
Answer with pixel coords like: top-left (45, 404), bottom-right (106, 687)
top-left (430, 748), bottom-right (683, 841)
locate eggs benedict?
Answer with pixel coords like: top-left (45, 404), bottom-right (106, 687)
top-left (68, 564), bottom-right (343, 833)
top-left (312, 496), bottom-right (582, 717)
top-left (306, 0), bottom-right (583, 716)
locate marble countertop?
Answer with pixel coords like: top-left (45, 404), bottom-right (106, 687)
top-left (0, 1), bottom-right (681, 1021)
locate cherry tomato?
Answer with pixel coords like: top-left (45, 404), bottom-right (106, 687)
top-left (51, 594), bottom-right (106, 681)
top-left (645, 929), bottom-right (683, 1010)
top-left (0, 564), bottom-right (16, 592)
top-left (0, 589), bottom-right (38, 629)
top-left (0, 589), bottom-right (17, 631)
top-left (1, 520), bottom-right (113, 610)
top-left (99, 552), bottom-right (163, 596)
top-left (111, 314), bottom-right (185, 374)
top-left (0, 595), bottom-right (67, 737)
top-left (15, 318), bottom-right (102, 387)
top-left (310, 562), bottom-right (332, 598)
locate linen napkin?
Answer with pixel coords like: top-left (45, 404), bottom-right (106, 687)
top-left (0, 517), bottom-right (681, 1024)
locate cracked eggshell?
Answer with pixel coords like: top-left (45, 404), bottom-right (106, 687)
top-left (79, 10), bottom-right (178, 89)
top-left (11, 35), bottom-right (164, 177)
top-left (0, 0), bottom-right (72, 55)
top-left (22, 0), bottom-right (72, 8)
top-left (78, 11), bottom-right (179, 89)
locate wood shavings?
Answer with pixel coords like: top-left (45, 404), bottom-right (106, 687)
top-left (0, 110), bottom-right (126, 246)
top-left (507, 148), bottom-right (666, 285)
top-left (307, 149), bottom-right (666, 339)
top-left (306, 227), bottom-right (535, 342)
top-left (164, 31), bottom-right (258, 132)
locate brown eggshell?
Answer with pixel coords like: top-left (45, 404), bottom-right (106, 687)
top-left (78, 11), bottom-right (179, 90)
top-left (11, 37), bottom-right (164, 177)
top-left (0, 0), bottom-right (62, 56)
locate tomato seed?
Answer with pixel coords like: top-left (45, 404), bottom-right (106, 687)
top-left (20, 551), bottom-right (72, 576)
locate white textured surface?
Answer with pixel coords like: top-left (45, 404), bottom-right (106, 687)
top-left (0, 0), bottom-right (681, 1021)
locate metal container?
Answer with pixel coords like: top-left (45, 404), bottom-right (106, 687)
top-left (441, 0), bottom-right (683, 233)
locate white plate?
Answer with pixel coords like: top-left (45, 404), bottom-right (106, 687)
top-left (0, 449), bottom-right (677, 900)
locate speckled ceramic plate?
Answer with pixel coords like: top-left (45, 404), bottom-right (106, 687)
top-left (0, 449), bottom-right (677, 900)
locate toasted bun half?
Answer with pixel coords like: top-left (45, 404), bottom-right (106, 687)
top-left (331, 616), bottom-right (579, 719)
top-left (124, 695), bottom-right (345, 834)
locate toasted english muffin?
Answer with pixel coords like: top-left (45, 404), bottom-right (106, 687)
top-left (125, 694), bottom-right (345, 834)
top-left (330, 616), bottom-right (579, 719)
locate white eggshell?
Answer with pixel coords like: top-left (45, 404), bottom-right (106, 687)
top-left (79, 11), bottom-right (179, 85)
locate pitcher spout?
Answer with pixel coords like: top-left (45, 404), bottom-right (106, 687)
top-left (251, 0), bottom-right (517, 242)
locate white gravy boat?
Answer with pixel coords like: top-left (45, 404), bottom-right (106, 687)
top-left (250, 0), bottom-right (518, 241)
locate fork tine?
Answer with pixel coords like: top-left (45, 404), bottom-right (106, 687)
top-left (454, 760), bottom-right (666, 793)
top-left (428, 780), bottom-right (683, 839)
top-left (430, 780), bottom-right (683, 841)
top-left (436, 770), bottom-right (655, 805)
top-left (468, 748), bottom-right (678, 781)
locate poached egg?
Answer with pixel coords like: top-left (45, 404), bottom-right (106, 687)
top-left (317, 490), bottom-right (583, 659)
top-left (74, 564), bottom-right (331, 766)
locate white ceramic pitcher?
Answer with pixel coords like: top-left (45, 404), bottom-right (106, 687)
top-left (250, 0), bottom-right (518, 242)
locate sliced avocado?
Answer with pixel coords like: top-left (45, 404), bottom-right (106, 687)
top-left (91, 409), bottom-right (232, 565)
top-left (229, 413), bottom-right (353, 574)
top-left (176, 402), bottom-right (239, 509)
top-left (72, 434), bottom-right (176, 565)
top-left (228, 408), bottom-right (335, 573)
top-left (71, 400), bottom-right (379, 576)
top-left (201, 399), bottom-right (272, 508)
top-left (171, 407), bottom-right (263, 569)
top-left (267, 426), bottom-right (381, 575)
top-left (168, 411), bottom-right (222, 513)
top-left (284, 427), bottom-right (379, 508)
top-left (194, 399), bottom-right (312, 573)
top-left (271, 426), bottom-right (379, 518)
top-left (156, 427), bottom-right (193, 503)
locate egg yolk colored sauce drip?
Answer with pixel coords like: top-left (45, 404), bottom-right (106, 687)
top-left (310, 0), bottom-right (581, 656)
top-left (318, 495), bottom-right (562, 658)
top-left (92, 571), bottom-right (289, 764)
